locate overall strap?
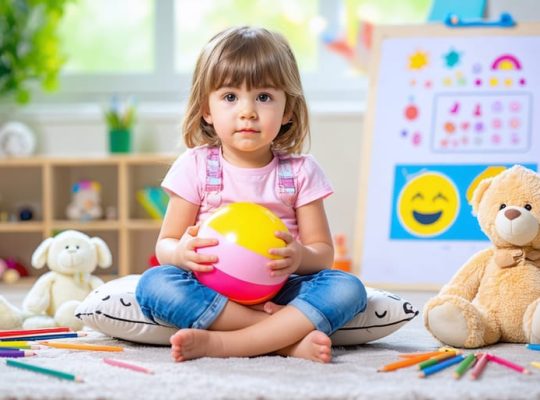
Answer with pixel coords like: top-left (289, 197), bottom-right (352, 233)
top-left (205, 146), bottom-right (222, 207)
top-left (277, 153), bottom-right (296, 207)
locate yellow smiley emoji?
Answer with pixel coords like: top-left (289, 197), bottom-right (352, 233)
top-left (397, 171), bottom-right (460, 237)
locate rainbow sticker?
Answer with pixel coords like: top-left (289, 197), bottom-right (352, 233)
top-left (491, 54), bottom-right (522, 70)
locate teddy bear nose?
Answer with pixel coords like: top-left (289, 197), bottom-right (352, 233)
top-left (504, 208), bottom-right (521, 220)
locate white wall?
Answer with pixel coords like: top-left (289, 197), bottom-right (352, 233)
top-left (2, 104), bottom-right (365, 251)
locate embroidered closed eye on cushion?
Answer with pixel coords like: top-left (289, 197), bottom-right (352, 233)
top-left (75, 275), bottom-right (418, 345)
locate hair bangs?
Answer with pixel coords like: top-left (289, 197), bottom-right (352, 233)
top-left (208, 38), bottom-right (285, 90)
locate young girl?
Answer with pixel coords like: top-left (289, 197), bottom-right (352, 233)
top-left (136, 26), bottom-right (366, 363)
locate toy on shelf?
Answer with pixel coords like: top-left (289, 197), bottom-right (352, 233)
top-left (0, 258), bottom-right (30, 284)
top-left (332, 234), bottom-right (352, 272)
top-left (0, 230), bottom-right (112, 330)
top-left (424, 165), bottom-right (540, 348)
top-left (136, 186), bottom-right (168, 220)
top-left (66, 180), bottom-right (103, 221)
top-left (195, 202), bottom-right (289, 305)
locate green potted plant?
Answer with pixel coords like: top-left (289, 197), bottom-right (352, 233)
top-left (104, 96), bottom-right (136, 153)
top-left (0, 0), bottom-right (72, 104)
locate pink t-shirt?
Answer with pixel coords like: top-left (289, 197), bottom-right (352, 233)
top-left (161, 146), bottom-right (333, 239)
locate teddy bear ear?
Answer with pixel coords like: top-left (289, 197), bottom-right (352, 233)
top-left (31, 237), bottom-right (55, 269)
top-left (90, 237), bottom-right (113, 269)
top-left (470, 177), bottom-right (494, 216)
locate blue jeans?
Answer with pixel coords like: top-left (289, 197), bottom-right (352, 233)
top-left (136, 266), bottom-right (367, 335)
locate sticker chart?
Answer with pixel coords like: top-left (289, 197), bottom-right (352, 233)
top-left (356, 25), bottom-right (540, 287)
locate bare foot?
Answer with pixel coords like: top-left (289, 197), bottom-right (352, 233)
top-left (278, 331), bottom-right (332, 363)
top-left (170, 329), bottom-right (223, 362)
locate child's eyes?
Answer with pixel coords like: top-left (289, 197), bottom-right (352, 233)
top-left (257, 93), bottom-right (272, 102)
top-left (224, 93), bottom-right (237, 102)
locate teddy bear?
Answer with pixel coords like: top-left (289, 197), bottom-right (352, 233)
top-left (0, 230), bottom-right (112, 331)
top-left (423, 165), bottom-right (540, 348)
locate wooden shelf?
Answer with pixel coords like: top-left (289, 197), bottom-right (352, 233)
top-left (0, 222), bottom-right (45, 233)
top-left (0, 153), bottom-right (176, 277)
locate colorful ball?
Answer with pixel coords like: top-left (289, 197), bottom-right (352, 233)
top-left (195, 202), bottom-right (289, 305)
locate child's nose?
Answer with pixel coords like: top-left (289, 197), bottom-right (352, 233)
top-left (239, 101), bottom-right (257, 119)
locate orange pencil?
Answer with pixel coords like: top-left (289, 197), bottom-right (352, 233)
top-left (39, 341), bottom-right (123, 352)
top-left (378, 353), bottom-right (437, 372)
top-left (398, 351), bottom-right (448, 359)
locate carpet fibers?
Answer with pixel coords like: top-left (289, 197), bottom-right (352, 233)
top-left (1, 289), bottom-right (539, 400)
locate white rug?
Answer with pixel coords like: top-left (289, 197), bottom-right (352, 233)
top-left (1, 290), bottom-right (540, 400)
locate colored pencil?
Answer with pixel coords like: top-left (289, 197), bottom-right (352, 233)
top-left (0, 327), bottom-right (71, 338)
top-left (0, 332), bottom-right (86, 342)
top-left (0, 342), bottom-right (39, 349)
top-left (488, 354), bottom-right (530, 374)
top-left (378, 353), bottom-right (437, 372)
top-left (40, 341), bottom-right (124, 352)
top-left (5, 359), bottom-right (83, 382)
top-left (0, 350), bottom-right (36, 358)
top-left (470, 353), bottom-right (489, 380)
top-left (454, 353), bottom-right (476, 379)
top-left (531, 361), bottom-right (540, 370)
top-left (103, 358), bottom-right (154, 374)
top-left (526, 344), bottom-right (540, 351)
top-left (399, 351), bottom-right (448, 358)
top-left (417, 351), bottom-right (458, 370)
top-left (419, 355), bottom-right (465, 378)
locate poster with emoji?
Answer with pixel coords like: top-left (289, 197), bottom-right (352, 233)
top-left (356, 24), bottom-right (540, 287)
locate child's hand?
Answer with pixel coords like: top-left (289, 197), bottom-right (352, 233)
top-left (267, 231), bottom-right (302, 277)
top-left (177, 225), bottom-right (218, 272)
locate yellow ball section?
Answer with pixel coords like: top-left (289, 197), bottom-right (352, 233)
top-left (204, 202), bottom-right (288, 259)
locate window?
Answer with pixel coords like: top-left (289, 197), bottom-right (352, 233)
top-left (36, 0), bottom-right (431, 104)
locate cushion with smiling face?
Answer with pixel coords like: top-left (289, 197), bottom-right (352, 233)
top-left (75, 275), bottom-right (418, 345)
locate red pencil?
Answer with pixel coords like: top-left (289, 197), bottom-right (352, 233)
top-left (0, 327), bottom-right (71, 339)
top-left (488, 354), bottom-right (530, 374)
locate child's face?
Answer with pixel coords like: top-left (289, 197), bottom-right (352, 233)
top-left (203, 83), bottom-right (289, 163)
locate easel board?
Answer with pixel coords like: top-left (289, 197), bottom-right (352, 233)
top-left (354, 22), bottom-right (540, 289)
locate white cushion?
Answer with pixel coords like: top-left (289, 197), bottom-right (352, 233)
top-left (75, 275), bottom-right (418, 346)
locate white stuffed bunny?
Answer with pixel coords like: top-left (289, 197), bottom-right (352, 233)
top-left (0, 230), bottom-right (112, 331)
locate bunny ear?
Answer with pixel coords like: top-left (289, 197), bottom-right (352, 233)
top-left (90, 237), bottom-right (113, 268)
top-left (31, 237), bottom-right (54, 269)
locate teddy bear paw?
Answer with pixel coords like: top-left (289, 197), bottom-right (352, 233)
top-left (55, 300), bottom-right (84, 331)
top-left (427, 302), bottom-right (470, 347)
top-left (524, 298), bottom-right (540, 344)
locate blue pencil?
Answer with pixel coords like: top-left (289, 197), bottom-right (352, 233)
top-left (526, 344), bottom-right (540, 351)
top-left (419, 355), bottom-right (465, 378)
top-left (0, 332), bottom-right (84, 342)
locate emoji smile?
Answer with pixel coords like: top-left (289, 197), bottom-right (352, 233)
top-left (412, 210), bottom-right (442, 225)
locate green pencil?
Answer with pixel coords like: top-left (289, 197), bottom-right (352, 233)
top-left (454, 353), bottom-right (476, 379)
top-left (5, 359), bottom-right (83, 382)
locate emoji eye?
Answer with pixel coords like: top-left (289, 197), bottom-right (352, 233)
top-left (433, 192), bottom-right (448, 202)
top-left (524, 204), bottom-right (532, 211)
top-left (120, 298), bottom-right (132, 307)
top-left (101, 295), bottom-right (111, 301)
top-left (411, 192), bottom-right (424, 201)
top-left (499, 204), bottom-right (507, 210)
top-left (375, 311), bottom-right (387, 319)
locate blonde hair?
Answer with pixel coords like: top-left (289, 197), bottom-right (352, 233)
top-left (183, 26), bottom-right (310, 154)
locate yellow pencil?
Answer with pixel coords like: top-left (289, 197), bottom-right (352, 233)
top-left (398, 350), bottom-right (449, 358)
top-left (0, 341), bottom-right (40, 350)
top-left (39, 341), bottom-right (124, 352)
top-left (531, 362), bottom-right (540, 370)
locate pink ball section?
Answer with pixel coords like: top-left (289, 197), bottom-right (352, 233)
top-left (195, 225), bottom-right (288, 305)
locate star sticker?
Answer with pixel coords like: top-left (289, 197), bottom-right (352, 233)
top-left (443, 49), bottom-right (461, 68)
top-left (409, 51), bottom-right (428, 70)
